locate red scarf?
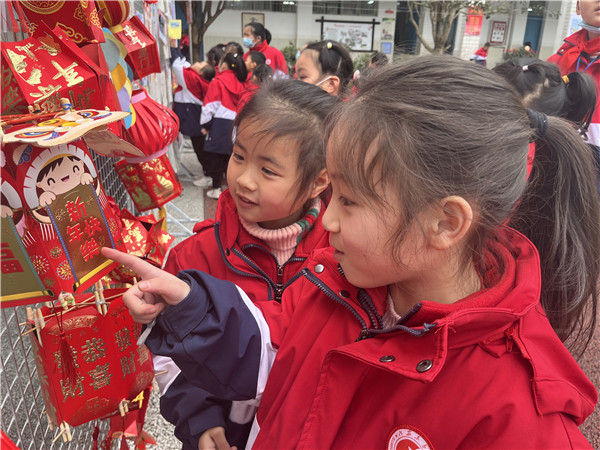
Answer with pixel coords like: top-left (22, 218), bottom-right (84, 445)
top-left (556, 29), bottom-right (600, 73)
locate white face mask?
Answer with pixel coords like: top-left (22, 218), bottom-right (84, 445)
top-left (315, 76), bottom-right (332, 87)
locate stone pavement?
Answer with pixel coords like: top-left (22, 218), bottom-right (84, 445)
top-left (144, 140), bottom-right (600, 448)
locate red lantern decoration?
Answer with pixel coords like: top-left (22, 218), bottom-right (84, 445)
top-left (95, 0), bottom-right (130, 29)
top-left (27, 291), bottom-right (155, 428)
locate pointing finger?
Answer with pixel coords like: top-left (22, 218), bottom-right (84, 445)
top-left (101, 247), bottom-right (165, 280)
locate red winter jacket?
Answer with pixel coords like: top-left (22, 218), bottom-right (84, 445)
top-left (548, 29), bottom-right (600, 146)
top-left (244, 40), bottom-right (289, 79)
top-left (156, 188), bottom-right (330, 448)
top-left (147, 227), bottom-right (597, 450)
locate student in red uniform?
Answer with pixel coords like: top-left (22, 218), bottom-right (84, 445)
top-left (106, 56), bottom-right (600, 449)
top-left (295, 40), bottom-right (354, 97)
top-left (131, 80), bottom-right (337, 450)
top-left (547, 0), bottom-right (600, 148)
top-left (238, 64), bottom-right (273, 114)
top-left (170, 39), bottom-right (216, 188)
top-left (200, 52), bottom-right (247, 199)
top-left (470, 41), bottom-right (490, 66)
top-left (243, 22), bottom-right (288, 79)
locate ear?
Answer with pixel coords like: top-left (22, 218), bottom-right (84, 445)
top-left (426, 196), bottom-right (474, 251)
top-left (576, 0), bottom-right (580, 15)
top-left (322, 76), bottom-right (340, 96)
top-left (309, 168), bottom-right (330, 199)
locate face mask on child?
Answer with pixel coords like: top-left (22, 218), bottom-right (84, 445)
top-left (580, 20), bottom-right (600, 34)
top-left (296, 50), bottom-right (301, 60)
top-left (243, 37), bottom-right (255, 48)
top-left (315, 76), bottom-right (333, 87)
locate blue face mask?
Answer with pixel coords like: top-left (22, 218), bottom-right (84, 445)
top-left (296, 50), bottom-right (301, 60)
top-left (243, 37), bottom-right (254, 48)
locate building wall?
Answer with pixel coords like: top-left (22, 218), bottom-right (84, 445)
top-left (201, 1), bottom-right (397, 61)
top-left (200, 0), bottom-right (575, 66)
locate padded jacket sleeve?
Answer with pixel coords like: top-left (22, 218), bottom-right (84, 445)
top-left (145, 269), bottom-right (276, 400)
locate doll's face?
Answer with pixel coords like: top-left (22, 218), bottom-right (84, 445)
top-left (578, 0), bottom-right (600, 27)
top-left (37, 157), bottom-right (84, 196)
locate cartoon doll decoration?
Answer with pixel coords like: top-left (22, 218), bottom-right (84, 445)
top-left (10, 141), bottom-right (125, 296)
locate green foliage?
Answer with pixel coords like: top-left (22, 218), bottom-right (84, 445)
top-left (281, 41), bottom-right (299, 74)
top-left (353, 53), bottom-right (371, 72)
top-left (502, 46), bottom-right (538, 62)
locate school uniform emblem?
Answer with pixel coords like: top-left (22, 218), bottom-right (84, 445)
top-left (266, 58), bottom-right (272, 65)
top-left (387, 426), bottom-right (433, 450)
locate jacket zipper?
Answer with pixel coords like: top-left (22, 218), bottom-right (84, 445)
top-left (303, 269), bottom-right (369, 341)
top-left (214, 223), bottom-right (275, 300)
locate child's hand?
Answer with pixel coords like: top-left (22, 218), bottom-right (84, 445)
top-left (101, 247), bottom-right (191, 324)
top-left (198, 427), bottom-right (237, 450)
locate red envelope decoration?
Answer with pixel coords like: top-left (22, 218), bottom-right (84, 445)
top-left (27, 291), bottom-right (155, 428)
top-left (1, 165), bottom-right (54, 308)
top-left (1, 22), bottom-right (105, 115)
top-left (14, 0), bottom-right (105, 44)
top-left (115, 154), bottom-right (182, 212)
top-left (112, 16), bottom-right (161, 80)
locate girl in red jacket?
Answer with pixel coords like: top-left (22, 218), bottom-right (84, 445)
top-left (243, 22), bottom-right (288, 79)
top-left (106, 56), bottom-right (600, 449)
top-left (148, 80), bottom-right (337, 449)
top-left (201, 52), bottom-right (247, 199)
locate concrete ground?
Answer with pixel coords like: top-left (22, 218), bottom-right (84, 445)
top-left (145, 141), bottom-right (600, 448)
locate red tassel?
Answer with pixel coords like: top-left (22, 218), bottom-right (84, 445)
top-left (58, 329), bottom-right (80, 387)
top-left (120, 435), bottom-right (128, 450)
top-left (92, 423), bottom-right (100, 450)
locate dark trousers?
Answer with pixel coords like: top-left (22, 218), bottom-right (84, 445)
top-left (203, 152), bottom-right (230, 188)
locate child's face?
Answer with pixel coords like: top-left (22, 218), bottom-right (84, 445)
top-left (37, 157), bottom-right (84, 196)
top-left (246, 56), bottom-right (256, 72)
top-left (578, 0), bottom-right (600, 27)
top-left (322, 152), bottom-right (431, 290)
top-left (295, 50), bottom-right (325, 85)
top-left (227, 121), bottom-right (311, 229)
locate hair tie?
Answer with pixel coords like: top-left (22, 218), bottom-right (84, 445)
top-left (562, 75), bottom-right (569, 85)
top-left (522, 65), bottom-right (528, 71)
top-left (231, 63), bottom-right (235, 67)
top-left (327, 42), bottom-right (332, 49)
top-left (233, 53), bottom-right (238, 58)
top-left (526, 109), bottom-right (548, 138)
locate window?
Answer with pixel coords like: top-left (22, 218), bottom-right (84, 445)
top-left (226, 1), bottom-right (297, 13)
top-left (313, 1), bottom-right (378, 16)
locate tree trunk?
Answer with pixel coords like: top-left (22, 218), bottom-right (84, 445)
top-left (409, 1), bottom-right (467, 55)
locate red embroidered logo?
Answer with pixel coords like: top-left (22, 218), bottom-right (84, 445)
top-left (387, 425), bottom-right (433, 450)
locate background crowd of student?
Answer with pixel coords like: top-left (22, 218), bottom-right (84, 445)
top-left (140, 5), bottom-right (600, 448)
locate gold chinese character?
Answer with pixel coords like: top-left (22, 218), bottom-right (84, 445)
top-left (6, 49), bottom-right (27, 73)
top-left (115, 326), bottom-right (131, 351)
top-left (23, 68), bottom-right (42, 86)
top-left (60, 376), bottom-right (84, 401)
top-left (30, 84), bottom-right (62, 102)
top-left (51, 61), bottom-right (83, 87)
top-left (120, 353), bottom-right (136, 378)
top-left (88, 363), bottom-right (112, 390)
top-left (15, 43), bottom-right (37, 61)
top-left (82, 338), bottom-right (106, 363)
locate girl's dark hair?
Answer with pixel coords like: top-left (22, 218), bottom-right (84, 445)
top-left (252, 64), bottom-right (273, 83)
top-left (221, 52), bottom-right (248, 82)
top-left (225, 41), bottom-right (243, 55)
top-left (245, 22), bottom-right (271, 44)
top-left (493, 59), bottom-right (597, 138)
top-left (234, 79), bottom-right (339, 200)
top-left (303, 40), bottom-right (354, 97)
top-left (325, 55), bottom-right (600, 356)
top-left (370, 51), bottom-right (389, 67)
top-left (207, 44), bottom-right (225, 67)
top-left (200, 64), bottom-right (216, 82)
top-left (249, 51), bottom-right (266, 66)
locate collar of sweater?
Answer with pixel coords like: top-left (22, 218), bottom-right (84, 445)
top-left (240, 197), bottom-right (321, 264)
